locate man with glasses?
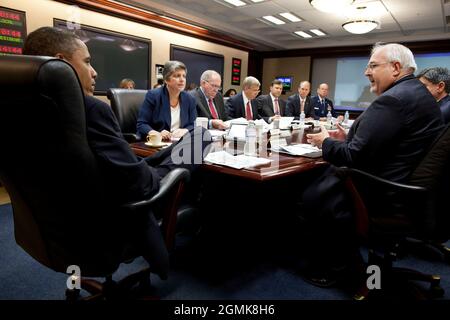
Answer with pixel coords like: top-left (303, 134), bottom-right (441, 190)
top-left (298, 43), bottom-right (444, 288)
top-left (226, 76), bottom-right (261, 120)
top-left (190, 70), bottom-right (230, 129)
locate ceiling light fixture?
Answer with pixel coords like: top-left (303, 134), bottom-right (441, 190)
top-left (262, 15), bottom-right (286, 25)
top-left (309, 0), bottom-right (354, 13)
top-left (294, 31), bottom-right (312, 38)
top-left (342, 6), bottom-right (379, 34)
top-left (310, 29), bottom-right (326, 36)
top-left (250, 0), bottom-right (265, 2)
top-left (279, 12), bottom-right (302, 22)
top-left (223, 0), bottom-right (246, 7)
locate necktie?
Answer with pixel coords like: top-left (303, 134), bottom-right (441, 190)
top-left (246, 101), bottom-right (253, 120)
top-left (208, 98), bottom-right (218, 119)
top-left (274, 98), bottom-right (280, 115)
top-left (300, 98), bottom-right (305, 113)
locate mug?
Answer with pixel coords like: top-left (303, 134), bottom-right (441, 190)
top-left (195, 117), bottom-right (209, 129)
top-left (146, 132), bottom-right (162, 145)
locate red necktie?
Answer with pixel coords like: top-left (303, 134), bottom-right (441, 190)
top-left (208, 98), bottom-right (218, 119)
top-left (246, 101), bottom-right (253, 120)
top-left (274, 98), bottom-right (280, 115)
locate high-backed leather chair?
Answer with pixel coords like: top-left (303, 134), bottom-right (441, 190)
top-left (0, 55), bottom-right (189, 299)
top-left (107, 88), bottom-right (147, 142)
top-left (338, 124), bottom-right (450, 300)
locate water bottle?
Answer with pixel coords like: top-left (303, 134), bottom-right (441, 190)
top-left (344, 110), bottom-right (349, 124)
top-left (299, 111), bottom-right (305, 125)
top-left (244, 120), bottom-right (257, 156)
top-left (326, 110), bottom-right (332, 125)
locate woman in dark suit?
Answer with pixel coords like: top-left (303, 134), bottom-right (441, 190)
top-left (137, 61), bottom-right (197, 141)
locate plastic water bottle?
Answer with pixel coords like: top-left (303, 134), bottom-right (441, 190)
top-left (299, 111), bottom-right (305, 125)
top-left (344, 111), bottom-right (349, 124)
top-left (326, 110), bottom-right (332, 125)
top-left (244, 120), bottom-right (257, 156)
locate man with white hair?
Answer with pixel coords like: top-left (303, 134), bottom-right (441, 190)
top-left (300, 43), bottom-right (444, 287)
top-left (226, 76), bottom-right (261, 120)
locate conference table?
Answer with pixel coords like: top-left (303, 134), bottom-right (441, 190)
top-left (130, 127), bottom-right (328, 182)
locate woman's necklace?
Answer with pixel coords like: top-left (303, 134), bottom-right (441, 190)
top-left (170, 98), bottom-right (179, 108)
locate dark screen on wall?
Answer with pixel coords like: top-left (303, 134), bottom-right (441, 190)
top-left (54, 19), bottom-right (150, 94)
top-left (171, 45), bottom-right (224, 90)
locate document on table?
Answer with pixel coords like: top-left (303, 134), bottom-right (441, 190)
top-left (271, 144), bottom-right (322, 158)
top-left (268, 117), bottom-right (295, 130)
top-left (204, 151), bottom-right (272, 169)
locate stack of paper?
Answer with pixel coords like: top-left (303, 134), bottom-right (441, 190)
top-left (204, 150), bottom-right (272, 169)
top-left (271, 144), bottom-right (322, 158)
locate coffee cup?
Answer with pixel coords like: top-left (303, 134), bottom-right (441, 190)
top-left (195, 117), bottom-right (209, 129)
top-left (146, 132), bottom-right (162, 145)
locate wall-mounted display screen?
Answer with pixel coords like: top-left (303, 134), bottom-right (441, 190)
top-left (0, 6), bottom-right (26, 55)
top-left (171, 45), bottom-right (224, 90)
top-left (54, 19), bottom-right (151, 95)
top-left (231, 58), bottom-right (241, 86)
top-left (276, 76), bottom-right (293, 93)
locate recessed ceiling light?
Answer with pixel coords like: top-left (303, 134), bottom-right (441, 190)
top-left (294, 31), bottom-right (312, 38)
top-left (279, 12), bottom-right (302, 22)
top-left (250, 0), bottom-right (265, 2)
top-left (310, 29), bottom-right (326, 36)
top-left (262, 15), bottom-right (286, 25)
top-left (223, 0), bottom-right (246, 7)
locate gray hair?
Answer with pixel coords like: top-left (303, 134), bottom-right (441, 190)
top-left (371, 42), bottom-right (417, 73)
top-left (417, 67), bottom-right (450, 93)
top-left (200, 70), bottom-right (220, 82)
top-left (243, 76), bottom-right (260, 89)
top-left (163, 61), bottom-right (187, 82)
top-left (299, 80), bottom-right (310, 88)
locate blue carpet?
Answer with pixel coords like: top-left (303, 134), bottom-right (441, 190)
top-left (0, 203), bottom-right (448, 300)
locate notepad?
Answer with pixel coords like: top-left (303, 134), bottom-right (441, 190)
top-left (271, 144), bottom-right (322, 158)
top-left (204, 151), bottom-right (272, 169)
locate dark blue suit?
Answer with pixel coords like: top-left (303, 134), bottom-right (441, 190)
top-left (225, 92), bottom-right (260, 120)
top-left (438, 94), bottom-right (450, 124)
top-left (136, 86), bottom-right (197, 139)
top-left (310, 95), bottom-right (336, 119)
top-left (299, 74), bottom-right (444, 273)
top-left (285, 94), bottom-right (314, 119)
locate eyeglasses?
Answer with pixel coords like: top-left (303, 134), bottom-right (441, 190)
top-left (204, 80), bottom-right (222, 91)
top-left (366, 62), bottom-right (391, 71)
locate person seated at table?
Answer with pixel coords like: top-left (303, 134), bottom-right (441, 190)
top-left (299, 42), bottom-right (444, 288)
top-left (417, 67), bottom-right (450, 124)
top-left (224, 88), bottom-right (237, 97)
top-left (190, 70), bottom-right (230, 129)
top-left (310, 83), bottom-right (342, 121)
top-left (119, 78), bottom-right (135, 89)
top-left (256, 79), bottom-right (286, 123)
top-left (285, 80), bottom-right (314, 120)
top-left (226, 76), bottom-right (261, 120)
top-left (137, 61), bottom-right (197, 141)
top-left (23, 27), bottom-right (212, 279)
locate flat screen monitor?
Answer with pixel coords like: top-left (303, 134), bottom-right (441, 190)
top-left (54, 19), bottom-right (151, 95)
top-left (276, 76), bottom-right (293, 93)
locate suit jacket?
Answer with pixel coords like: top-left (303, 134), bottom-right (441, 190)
top-left (255, 94), bottom-right (286, 122)
top-left (285, 94), bottom-right (314, 119)
top-left (438, 94), bottom-right (450, 124)
top-left (190, 87), bottom-right (230, 121)
top-left (225, 92), bottom-right (260, 120)
top-left (310, 95), bottom-right (336, 119)
top-left (322, 74), bottom-right (444, 182)
top-left (136, 85), bottom-right (197, 139)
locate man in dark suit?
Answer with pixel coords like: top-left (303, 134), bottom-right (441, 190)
top-left (285, 80), bottom-right (314, 119)
top-left (23, 27), bottom-right (212, 279)
top-left (301, 43), bottom-right (444, 286)
top-left (417, 67), bottom-right (450, 124)
top-left (310, 83), bottom-right (340, 120)
top-left (255, 79), bottom-right (286, 123)
top-left (190, 70), bottom-right (229, 129)
top-left (226, 76), bottom-right (261, 120)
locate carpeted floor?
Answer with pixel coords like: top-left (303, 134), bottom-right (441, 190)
top-left (0, 203), bottom-right (448, 300)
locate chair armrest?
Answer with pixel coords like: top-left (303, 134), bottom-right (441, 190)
top-left (121, 168), bottom-right (190, 211)
top-left (122, 133), bottom-right (140, 143)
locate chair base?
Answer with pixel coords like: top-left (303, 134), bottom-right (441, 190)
top-left (65, 267), bottom-right (158, 300)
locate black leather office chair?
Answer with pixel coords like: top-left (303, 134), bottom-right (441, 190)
top-left (338, 124), bottom-right (450, 300)
top-left (0, 55), bottom-right (189, 300)
top-left (107, 88), bottom-right (147, 143)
